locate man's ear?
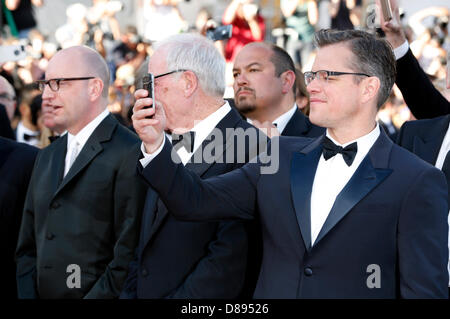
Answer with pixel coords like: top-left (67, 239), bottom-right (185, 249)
top-left (280, 70), bottom-right (296, 94)
top-left (182, 70), bottom-right (198, 97)
top-left (360, 76), bottom-right (381, 105)
top-left (88, 78), bottom-right (104, 101)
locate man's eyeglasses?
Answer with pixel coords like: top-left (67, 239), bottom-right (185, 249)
top-left (154, 69), bottom-right (189, 79)
top-left (36, 77), bottom-right (95, 92)
top-left (0, 92), bottom-right (15, 101)
top-left (304, 70), bottom-right (371, 86)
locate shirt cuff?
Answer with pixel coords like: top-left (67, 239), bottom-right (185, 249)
top-left (393, 41), bottom-right (409, 60)
top-left (139, 136), bottom-right (166, 168)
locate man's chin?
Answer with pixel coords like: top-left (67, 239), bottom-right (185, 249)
top-left (236, 103), bottom-right (256, 114)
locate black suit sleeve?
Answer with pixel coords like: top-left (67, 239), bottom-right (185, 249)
top-left (15, 150), bottom-right (41, 299)
top-left (396, 49), bottom-right (450, 119)
top-left (144, 139), bottom-right (261, 222)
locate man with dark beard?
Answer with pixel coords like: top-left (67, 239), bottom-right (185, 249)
top-left (232, 42), bottom-right (324, 138)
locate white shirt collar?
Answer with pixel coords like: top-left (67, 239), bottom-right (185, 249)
top-left (272, 104), bottom-right (297, 134)
top-left (67, 108), bottom-right (110, 151)
top-left (246, 103), bottom-right (298, 134)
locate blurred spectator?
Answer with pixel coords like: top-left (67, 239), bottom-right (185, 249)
top-left (0, 75), bottom-right (17, 122)
top-left (222, 0), bottom-right (265, 63)
top-left (295, 67), bottom-right (310, 115)
top-left (329, 0), bottom-right (362, 30)
top-left (142, 0), bottom-right (187, 43)
top-left (281, 0), bottom-right (318, 68)
top-left (86, 0), bottom-right (122, 42)
top-left (409, 7), bottom-right (449, 80)
top-left (377, 92), bottom-right (400, 141)
top-left (2, 0), bottom-right (43, 39)
top-left (16, 87), bottom-right (41, 146)
top-left (55, 3), bottom-right (89, 49)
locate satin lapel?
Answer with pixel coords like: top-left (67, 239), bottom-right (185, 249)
top-left (290, 137), bottom-right (323, 251)
top-left (313, 132), bottom-right (393, 247)
top-left (54, 115), bottom-right (116, 197)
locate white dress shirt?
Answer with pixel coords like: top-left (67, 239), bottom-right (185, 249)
top-left (247, 104), bottom-right (297, 135)
top-left (140, 101), bottom-right (232, 167)
top-left (310, 124), bottom-right (380, 246)
top-left (64, 109), bottom-right (110, 176)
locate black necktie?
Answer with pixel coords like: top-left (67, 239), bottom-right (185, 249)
top-left (322, 136), bottom-right (358, 166)
top-left (172, 131), bottom-right (195, 153)
top-left (441, 150), bottom-right (450, 205)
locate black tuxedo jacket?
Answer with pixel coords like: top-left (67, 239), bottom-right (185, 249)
top-left (143, 130), bottom-right (448, 298)
top-left (282, 108), bottom-right (325, 138)
top-left (120, 108), bottom-right (266, 298)
top-left (396, 49), bottom-right (450, 119)
top-left (0, 138), bottom-right (38, 299)
top-left (15, 114), bottom-right (147, 299)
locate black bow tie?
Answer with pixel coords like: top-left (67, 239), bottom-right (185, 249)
top-left (322, 136), bottom-right (358, 166)
top-left (23, 133), bottom-right (39, 141)
top-left (48, 135), bottom-right (60, 143)
top-left (172, 131), bottom-right (196, 153)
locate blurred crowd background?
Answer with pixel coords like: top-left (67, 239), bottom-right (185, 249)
top-left (1, 0), bottom-right (449, 148)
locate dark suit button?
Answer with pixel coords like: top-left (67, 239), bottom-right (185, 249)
top-left (46, 232), bottom-right (55, 240)
top-left (141, 268), bottom-right (148, 277)
top-left (304, 267), bottom-right (313, 276)
top-left (50, 202), bottom-right (60, 209)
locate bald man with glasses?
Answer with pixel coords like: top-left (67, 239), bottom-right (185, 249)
top-left (16, 46), bottom-right (147, 299)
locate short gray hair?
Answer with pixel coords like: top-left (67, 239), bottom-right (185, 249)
top-left (314, 29), bottom-right (396, 109)
top-left (154, 33), bottom-right (226, 97)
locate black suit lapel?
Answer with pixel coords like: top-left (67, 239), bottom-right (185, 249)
top-left (290, 136), bottom-right (323, 251)
top-left (282, 108), bottom-right (310, 137)
top-left (54, 114), bottom-right (117, 197)
top-left (313, 131), bottom-right (393, 247)
top-left (144, 108), bottom-right (243, 244)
